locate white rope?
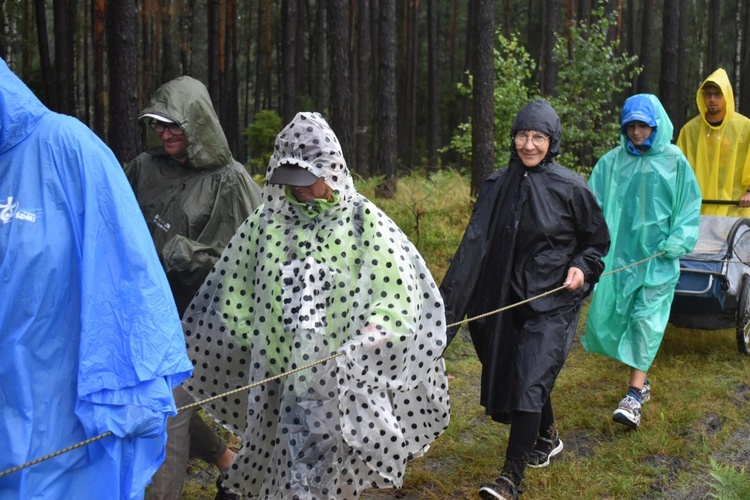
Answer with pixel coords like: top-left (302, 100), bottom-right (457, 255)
top-left (0, 252), bottom-right (665, 478)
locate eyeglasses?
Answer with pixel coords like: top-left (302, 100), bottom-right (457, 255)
top-left (149, 120), bottom-right (185, 136)
top-left (513, 133), bottom-right (550, 147)
top-left (702, 91), bottom-right (722, 99)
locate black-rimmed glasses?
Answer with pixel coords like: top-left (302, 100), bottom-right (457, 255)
top-left (149, 120), bottom-right (184, 136)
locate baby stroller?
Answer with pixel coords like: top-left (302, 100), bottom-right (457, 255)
top-left (668, 215), bottom-right (750, 355)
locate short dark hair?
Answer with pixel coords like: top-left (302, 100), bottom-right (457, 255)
top-left (701, 82), bottom-right (721, 91)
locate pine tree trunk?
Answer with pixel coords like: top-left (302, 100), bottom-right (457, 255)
top-left (540, 0), bottom-right (559, 97)
top-left (281, 0), bottom-right (297, 123)
top-left (659, 0), bottom-right (680, 140)
top-left (53, 0), bottom-right (76, 115)
top-left (470, 0), bottom-right (495, 197)
top-left (426, 0), bottom-right (439, 170)
top-left (707, 0), bottom-right (720, 73)
top-left (375, 0), bottom-right (397, 196)
top-left (637, 0), bottom-right (656, 93)
top-left (108, 0), bottom-right (140, 163)
top-left (327, 0), bottom-right (351, 161)
top-left (355, 0), bottom-right (373, 175)
top-left (92, 0), bottom-right (106, 138)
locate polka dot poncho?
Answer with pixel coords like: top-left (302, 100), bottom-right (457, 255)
top-left (182, 112), bottom-right (450, 499)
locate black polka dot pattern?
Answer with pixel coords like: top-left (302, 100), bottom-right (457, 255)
top-left (181, 113), bottom-right (450, 499)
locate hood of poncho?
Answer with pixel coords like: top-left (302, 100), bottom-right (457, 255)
top-left (0, 61), bottom-right (47, 155)
top-left (696, 68), bottom-right (735, 127)
top-left (140, 76), bottom-right (232, 170)
top-left (619, 94), bottom-right (673, 155)
top-left (262, 111), bottom-right (356, 208)
top-left (510, 98), bottom-right (562, 160)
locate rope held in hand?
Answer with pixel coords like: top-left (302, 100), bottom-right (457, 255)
top-left (0, 252), bottom-right (664, 478)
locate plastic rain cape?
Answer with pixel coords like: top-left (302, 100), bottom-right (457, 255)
top-left (0, 58), bottom-right (192, 499)
top-left (124, 76), bottom-right (262, 315)
top-left (677, 68), bottom-right (750, 217)
top-left (182, 112), bottom-right (450, 499)
top-left (582, 94), bottom-right (702, 371)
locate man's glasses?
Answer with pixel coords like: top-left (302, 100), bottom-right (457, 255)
top-left (513, 133), bottom-right (550, 147)
top-left (702, 90), bottom-right (722, 99)
top-left (149, 120), bottom-right (185, 136)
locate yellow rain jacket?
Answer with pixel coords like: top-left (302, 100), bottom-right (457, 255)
top-left (677, 68), bottom-right (750, 217)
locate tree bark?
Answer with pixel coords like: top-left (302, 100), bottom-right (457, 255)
top-left (637, 0), bottom-right (656, 93)
top-left (604, 0), bottom-right (622, 46)
top-left (225, 0), bottom-right (239, 155)
top-left (356, 0), bottom-right (372, 175)
top-left (676, 0), bottom-right (688, 130)
top-left (281, 0), bottom-right (297, 123)
top-left (92, 0), bottom-right (106, 138)
top-left (207, 0), bottom-right (221, 114)
top-left (659, 0), bottom-right (679, 140)
top-left (162, 0), bottom-right (177, 82)
top-left (426, 0), bottom-right (439, 170)
top-left (82, 0), bottom-right (90, 125)
top-left (21, 0), bottom-right (32, 74)
top-left (540, 0), bottom-right (559, 96)
top-left (108, 0), bottom-right (140, 163)
top-left (179, 0), bottom-right (195, 75)
top-left (398, 0), bottom-right (418, 169)
top-left (310, 0), bottom-right (327, 113)
top-left (470, 0), bottom-right (495, 197)
top-left (327, 0), bottom-right (351, 161)
top-left (141, 0), bottom-right (154, 107)
top-left (375, 0), bottom-right (397, 196)
top-left (626, 0), bottom-right (637, 92)
top-left (740, 0), bottom-right (750, 115)
top-left (53, 0), bottom-right (76, 115)
top-left (578, 0), bottom-right (592, 26)
top-left (707, 0), bottom-right (720, 72)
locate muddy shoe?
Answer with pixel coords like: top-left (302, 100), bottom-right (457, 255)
top-left (613, 394), bottom-right (642, 429)
top-left (479, 474), bottom-right (518, 500)
top-left (528, 431), bottom-right (563, 468)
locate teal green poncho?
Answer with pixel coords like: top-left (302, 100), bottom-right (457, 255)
top-left (582, 94), bottom-right (702, 371)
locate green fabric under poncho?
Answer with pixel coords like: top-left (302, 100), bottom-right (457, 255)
top-left (581, 94), bottom-right (702, 371)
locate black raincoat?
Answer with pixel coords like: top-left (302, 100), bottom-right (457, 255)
top-left (440, 99), bottom-right (610, 423)
top-left (124, 76), bottom-right (262, 314)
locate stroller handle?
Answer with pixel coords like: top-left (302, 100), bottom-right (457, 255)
top-left (702, 199), bottom-right (739, 205)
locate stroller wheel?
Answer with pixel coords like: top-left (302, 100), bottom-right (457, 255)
top-left (736, 275), bottom-right (750, 355)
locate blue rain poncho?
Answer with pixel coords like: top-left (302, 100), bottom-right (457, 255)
top-left (582, 94), bottom-right (702, 371)
top-left (0, 59), bottom-right (193, 499)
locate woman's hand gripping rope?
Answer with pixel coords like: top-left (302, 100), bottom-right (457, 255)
top-left (446, 252), bottom-right (665, 330)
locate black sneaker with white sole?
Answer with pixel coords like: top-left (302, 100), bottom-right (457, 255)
top-left (478, 474), bottom-right (518, 500)
top-left (527, 432), bottom-right (564, 468)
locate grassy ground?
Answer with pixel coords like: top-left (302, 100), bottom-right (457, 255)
top-left (181, 171), bottom-right (750, 499)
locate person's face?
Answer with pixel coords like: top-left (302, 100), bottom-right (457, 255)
top-left (702, 86), bottom-right (726, 118)
top-left (625, 121), bottom-right (654, 146)
top-left (152, 120), bottom-right (189, 162)
top-left (289, 178), bottom-right (329, 202)
top-left (513, 129), bottom-right (550, 167)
